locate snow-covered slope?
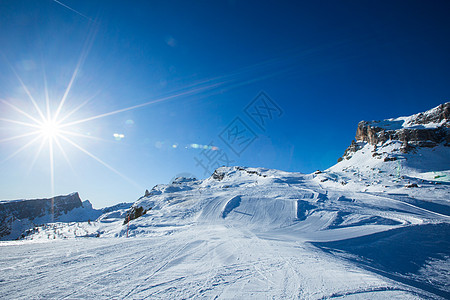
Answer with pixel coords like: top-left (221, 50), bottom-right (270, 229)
top-left (124, 165), bottom-right (448, 240)
top-left (1, 103), bottom-right (449, 299)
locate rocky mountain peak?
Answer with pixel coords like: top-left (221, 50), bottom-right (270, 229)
top-left (339, 103), bottom-right (449, 162)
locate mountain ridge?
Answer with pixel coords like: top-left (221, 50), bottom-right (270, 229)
top-left (354, 102), bottom-right (449, 149)
top-left (0, 192), bottom-right (101, 240)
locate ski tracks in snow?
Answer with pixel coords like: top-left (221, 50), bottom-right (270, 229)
top-left (120, 240), bottom-right (192, 298)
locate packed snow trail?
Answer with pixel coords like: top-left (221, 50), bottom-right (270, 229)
top-left (0, 225), bottom-right (426, 299)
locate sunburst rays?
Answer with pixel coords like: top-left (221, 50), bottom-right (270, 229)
top-left (0, 51), bottom-right (144, 198)
top-left (0, 56), bottom-right (231, 199)
top-left (1, 32), bottom-right (312, 207)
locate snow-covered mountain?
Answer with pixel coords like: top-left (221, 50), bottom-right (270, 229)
top-left (1, 103), bottom-right (449, 299)
top-left (0, 192), bottom-right (102, 240)
top-left (334, 102), bottom-right (449, 184)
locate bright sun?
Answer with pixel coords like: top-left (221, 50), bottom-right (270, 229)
top-left (40, 119), bottom-right (61, 139)
top-left (0, 37), bottom-right (214, 195)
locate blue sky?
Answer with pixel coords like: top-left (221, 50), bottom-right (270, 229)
top-left (0, 1), bottom-right (449, 207)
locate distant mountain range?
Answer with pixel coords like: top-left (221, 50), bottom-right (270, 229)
top-left (0, 192), bottom-right (131, 240)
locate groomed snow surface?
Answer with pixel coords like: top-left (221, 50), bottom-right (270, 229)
top-left (1, 144), bottom-right (449, 299)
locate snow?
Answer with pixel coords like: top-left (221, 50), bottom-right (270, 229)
top-left (1, 119), bottom-right (449, 299)
top-left (0, 226), bottom-right (427, 299)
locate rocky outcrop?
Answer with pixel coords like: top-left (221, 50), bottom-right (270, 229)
top-left (338, 140), bottom-right (364, 162)
top-left (211, 166), bottom-right (268, 180)
top-left (355, 121), bottom-right (449, 147)
top-left (355, 102), bottom-right (449, 147)
top-left (0, 193), bottom-right (84, 239)
top-left (339, 102), bottom-right (450, 161)
top-left (123, 206), bottom-right (149, 224)
top-left (406, 102), bottom-right (449, 127)
top-left (212, 169), bottom-right (226, 181)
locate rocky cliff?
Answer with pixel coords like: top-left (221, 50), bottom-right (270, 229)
top-left (0, 192), bottom-right (99, 240)
top-left (340, 102), bottom-right (449, 161)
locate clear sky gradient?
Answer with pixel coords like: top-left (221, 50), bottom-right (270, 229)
top-left (1, 1), bottom-right (449, 207)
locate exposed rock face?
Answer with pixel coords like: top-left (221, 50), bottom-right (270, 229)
top-left (123, 206), bottom-right (149, 224)
top-left (0, 193), bottom-right (83, 239)
top-left (171, 177), bottom-right (197, 184)
top-left (355, 102), bottom-right (449, 147)
top-left (355, 122), bottom-right (449, 147)
top-left (211, 166), bottom-right (267, 180)
top-left (340, 102), bottom-right (450, 161)
top-left (406, 102), bottom-right (449, 127)
top-left (338, 140), bottom-right (364, 162)
top-left (212, 169), bottom-right (225, 181)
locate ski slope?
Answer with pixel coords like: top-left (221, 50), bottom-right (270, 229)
top-left (1, 155), bottom-right (449, 299)
top-left (0, 225), bottom-right (432, 299)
